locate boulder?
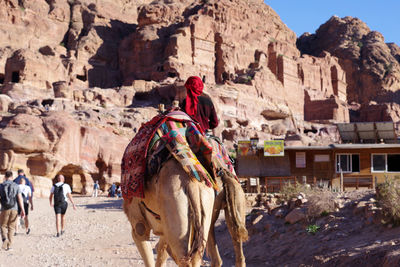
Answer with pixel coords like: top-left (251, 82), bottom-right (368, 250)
top-left (383, 250), bottom-right (400, 267)
top-left (285, 208), bottom-right (306, 224)
top-left (0, 94), bottom-right (12, 112)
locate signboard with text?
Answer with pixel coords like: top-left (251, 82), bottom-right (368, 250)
top-left (238, 140), bottom-right (256, 156)
top-left (264, 140), bottom-right (284, 157)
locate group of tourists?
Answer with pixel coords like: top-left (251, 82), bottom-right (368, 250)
top-left (0, 170), bottom-right (33, 251)
top-left (92, 181), bottom-right (122, 198)
top-left (0, 170), bottom-right (76, 251)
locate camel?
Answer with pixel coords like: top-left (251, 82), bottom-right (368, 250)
top-left (123, 158), bottom-right (215, 267)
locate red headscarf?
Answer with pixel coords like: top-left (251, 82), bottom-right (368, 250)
top-left (184, 76), bottom-right (204, 117)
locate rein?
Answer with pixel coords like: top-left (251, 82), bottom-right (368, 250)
top-left (141, 201), bottom-right (161, 220)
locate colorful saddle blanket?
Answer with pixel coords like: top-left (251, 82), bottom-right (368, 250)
top-left (121, 109), bottom-right (235, 199)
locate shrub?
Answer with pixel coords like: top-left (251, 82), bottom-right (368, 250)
top-left (280, 184), bottom-right (336, 219)
top-left (306, 189), bottom-right (336, 219)
top-left (280, 182), bottom-right (311, 202)
top-left (376, 177), bottom-right (400, 225)
top-left (306, 224), bottom-right (320, 235)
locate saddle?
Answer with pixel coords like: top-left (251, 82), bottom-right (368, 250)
top-left (121, 108), bottom-right (235, 199)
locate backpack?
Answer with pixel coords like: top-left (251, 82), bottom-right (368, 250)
top-left (0, 182), bottom-right (17, 210)
top-left (21, 192), bottom-right (29, 204)
top-left (53, 183), bottom-right (66, 206)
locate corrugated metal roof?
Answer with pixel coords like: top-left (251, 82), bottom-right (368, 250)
top-left (337, 122), bottom-right (397, 143)
top-left (279, 144), bottom-right (400, 150)
top-left (332, 144), bottom-right (400, 149)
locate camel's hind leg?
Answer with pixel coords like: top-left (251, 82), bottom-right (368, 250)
top-left (156, 237), bottom-right (171, 267)
top-left (157, 160), bottom-right (214, 267)
top-left (207, 191), bottom-right (224, 267)
top-left (224, 207), bottom-right (246, 267)
top-left (219, 170), bottom-right (248, 267)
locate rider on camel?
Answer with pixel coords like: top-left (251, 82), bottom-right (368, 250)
top-left (180, 76), bottom-right (219, 133)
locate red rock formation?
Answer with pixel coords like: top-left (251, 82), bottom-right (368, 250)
top-left (298, 16), bottom-right (400, 122)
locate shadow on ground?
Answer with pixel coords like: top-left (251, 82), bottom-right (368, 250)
top-left (80, 198), bottom-right (123, 210)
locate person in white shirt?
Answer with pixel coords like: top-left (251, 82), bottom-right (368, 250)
top-left (92, 181), bottom-right (100, 197)
top-left (49, 175), bottom-right (76, 237)
top-left (16, 179), bottom-right (33, 235)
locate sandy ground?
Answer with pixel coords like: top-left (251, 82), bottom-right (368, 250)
top-left (0, 196), bottom-right (186, 267)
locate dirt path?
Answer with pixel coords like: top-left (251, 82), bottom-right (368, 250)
top-left (0, 196), bottom-right (180, 266)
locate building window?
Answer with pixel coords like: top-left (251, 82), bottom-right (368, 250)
top-left (372, 154), bottom-right (386, 172)
top-left (315, 154), bottom-right (330, 162)
top-left (296, 152), bottom-right (306, 168)
top-left (388, 154), bottom-right (400, 172)
top-left (336, 154), bottom-right (360, 173)
top-left (373, 154), bottom-right (400, 172)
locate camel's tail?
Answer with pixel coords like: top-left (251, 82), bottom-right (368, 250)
top-left (222, 169), bottom-right (249, 242)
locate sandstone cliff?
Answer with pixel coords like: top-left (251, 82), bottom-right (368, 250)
top-left (298, 16), bottom-right (400, 123)
top-left (0, 0), bottom-right (398, 195)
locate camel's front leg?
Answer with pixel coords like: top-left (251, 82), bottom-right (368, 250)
top-left (124, 200), bottom-right (155, 267)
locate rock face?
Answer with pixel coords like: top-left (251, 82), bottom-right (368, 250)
top-left (0, 1), bottom-right (398, 195)
top-left (297, 16), bottom-right (400, 122)
top-left (0, 95), bottom-right (157, 196)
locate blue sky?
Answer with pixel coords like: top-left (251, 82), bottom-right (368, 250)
top-left (265, 0), bottom-right (399, 45)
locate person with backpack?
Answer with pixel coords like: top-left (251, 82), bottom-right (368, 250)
top-left (16, 178), bottom-right (33, 235)
top-left (0, 171), bottom-right (25, 251)
top-left (49, 174), bottom-right (76, 237)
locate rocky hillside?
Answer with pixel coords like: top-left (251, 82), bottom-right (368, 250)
top-left (0, 0), bottom-right (399, 195)
top-left (298, 16), bottom-right (400, 122)
top-left (216, 190), bottom-right (400, 266)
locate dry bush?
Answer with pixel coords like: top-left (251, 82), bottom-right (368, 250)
top-left (376, 177), bottom-right (400, 224)
top-left (280, 183), bottom-right (336, 219)
top-left (306, 189), bottom-right (336, 219)
top-left (280, 182), bottom-right (312, 202)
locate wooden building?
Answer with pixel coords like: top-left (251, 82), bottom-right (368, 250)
top-left (237, 143), bottom-right (400, 192)
top-left (236, 122), bottom-right (400, 192)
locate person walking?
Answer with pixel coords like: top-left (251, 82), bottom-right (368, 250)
top-left (116, 185), bottom-right (122, 198)
top-left (16, 178), bottom-right (33, 235)
top-left (49, 175), bottom-right (76, 237)
top-left (92, 181), bottom-right (100, 197)
top-left (109, 183), bottom-right (116, 197)
top-left (0, 171), bottom-right (25, 251)
top-left (14, 169), bottom-right (34, 196)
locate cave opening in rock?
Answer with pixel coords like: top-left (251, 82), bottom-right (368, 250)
top-left (56, 165), bottom-right (86, 194)
top-left (167, 72), bottom-right (177, 78)
top-left (331, 65), bottom-right (338, 96)
top-left (94, 158), bottom-right (108, 191)
top-left (0, 73), bottom-right (4, 84)
top-left (42, 99), bottom-right (54, 107)
top-left (12, 71), bottom-right (20, 83)
top-left (76, 73), bottom-right (87, 82)
top-left (304, 128), bottom-right (318, 134)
